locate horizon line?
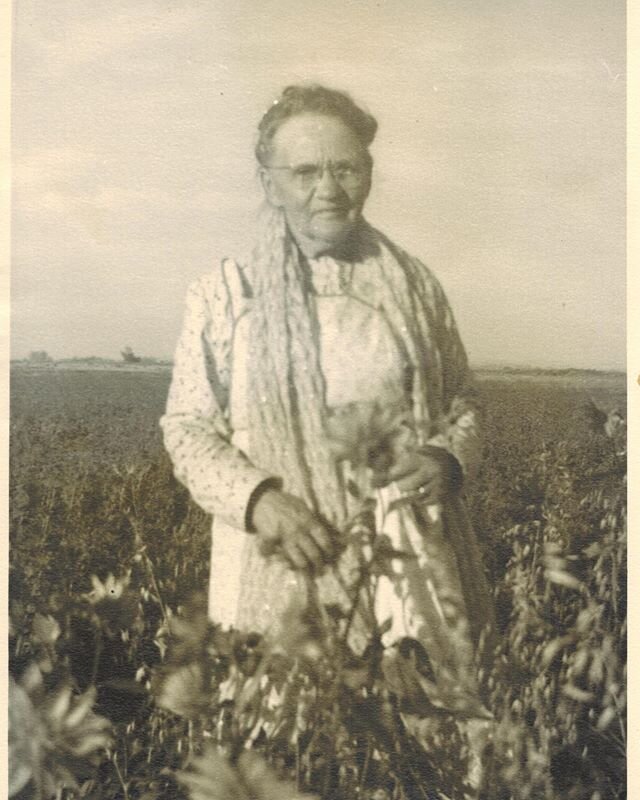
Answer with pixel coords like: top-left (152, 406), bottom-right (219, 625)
top-left (9, 354), bottom-right (627, 375)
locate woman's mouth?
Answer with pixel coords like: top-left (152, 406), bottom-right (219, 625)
top-left (313, 207), bottom-right (346, 218)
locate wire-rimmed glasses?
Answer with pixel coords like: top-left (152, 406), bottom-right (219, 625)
top-left (265, 160), bottom-right (368, 191)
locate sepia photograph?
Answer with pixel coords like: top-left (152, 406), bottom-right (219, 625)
top-left (8, 2), bottom-right (627, 799)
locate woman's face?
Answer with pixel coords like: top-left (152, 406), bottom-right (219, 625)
top-left (260, 113), bottom-right (372, 257)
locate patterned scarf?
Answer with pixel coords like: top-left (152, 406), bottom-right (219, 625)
top-left (246, 208), bottom-right (347, 526)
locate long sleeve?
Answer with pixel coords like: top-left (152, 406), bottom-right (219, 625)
top-left (424, 275), bottom-right (483, 481)
top-left (160, 273), bottom-right (277, 529)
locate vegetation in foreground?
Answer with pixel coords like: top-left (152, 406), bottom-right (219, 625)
top-left (9, 371), bottom-right (626, 799)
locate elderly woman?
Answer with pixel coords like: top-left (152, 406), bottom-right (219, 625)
top-left (161, 84), bottom-right (494, 752)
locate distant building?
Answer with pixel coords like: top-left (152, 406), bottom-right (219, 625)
top-left (28, 351), bottom-right (54, 366)
top-left (121, 347), bottom-right (141, 364)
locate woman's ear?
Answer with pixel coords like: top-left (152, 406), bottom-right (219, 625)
top-left (259, 168), bottom-right (281, 208)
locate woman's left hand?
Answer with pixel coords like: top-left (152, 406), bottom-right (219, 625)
top-left (372, 445), bottom-right (463, 504)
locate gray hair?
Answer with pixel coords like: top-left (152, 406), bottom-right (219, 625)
top-left (255, 84), bottom-right (378, 166)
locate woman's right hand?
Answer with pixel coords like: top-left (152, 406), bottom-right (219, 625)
top-left (250, 489), bottom-right (340, 572)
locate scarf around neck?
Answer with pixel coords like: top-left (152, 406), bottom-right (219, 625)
top-left (238, 206), bottom-right (469, 634)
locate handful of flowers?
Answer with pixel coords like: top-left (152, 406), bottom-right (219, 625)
top-left (326, 400), bottom-right (415, 476)
top-left (327, 400), bottom-right (462, 506)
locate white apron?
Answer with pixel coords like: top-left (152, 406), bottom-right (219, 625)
top-left (209, 256), bottom-right (405, 626)
top-left (208, 256), bottom-right (489, 710)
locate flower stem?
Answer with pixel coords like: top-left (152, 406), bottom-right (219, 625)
top-left (91, 628), bottom-right (103, 686)
top-left (112, 753), bottom-right (130, 800)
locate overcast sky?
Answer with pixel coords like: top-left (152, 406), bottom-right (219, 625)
top-left (11, 0), bottom-right (625, 369)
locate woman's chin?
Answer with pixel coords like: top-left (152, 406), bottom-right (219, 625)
top-left (287, 215), bottom-right (360, 258)
top-left (310, 219), bottom-right (355, 248)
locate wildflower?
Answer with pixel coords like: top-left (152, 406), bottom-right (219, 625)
top-left (583, 398), bottom-right (626, 440)
top-left (232, 631), bottom-right (264, 676)
top-left (10, 664), bottom-right (112, 798)
top-left (31, 613), bottom-right (61, 647)
top-left (85, 573), bottom-right (130, 603)
top-left (177, 746), bottom-right (316, 800)
top-left (31, 613), bottom-right (61, 673)
top-left (153, 597), bottom-right (236, 717)
top-left (9, 676), bottom-right (37, 797)
top-left (154, 661), bottom-right (212, 719)
top-left (272, 601), bottom-right (325, 663)
top-left (326, 400), bottom-right (413, 472)
top-left (604, 408), bottom-right (625, 439)
top-left (84, 572), bottom-right (139, 632)
top-left (165, 594), bottom-right (214, 662)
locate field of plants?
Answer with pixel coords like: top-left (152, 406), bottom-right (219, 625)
top-left (9, 367), bottom-right (626, 800)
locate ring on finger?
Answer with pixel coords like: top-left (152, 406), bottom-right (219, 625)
top-left (414, 484), bottom-right (434, 504)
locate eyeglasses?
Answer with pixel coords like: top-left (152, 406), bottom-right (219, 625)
top-left (265, 160), bottom-right (368, 190)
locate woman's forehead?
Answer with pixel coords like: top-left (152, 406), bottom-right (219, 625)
top-left (269, 113), bottom-right (366, 163)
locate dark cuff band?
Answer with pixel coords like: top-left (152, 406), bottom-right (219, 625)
top-left (245, 476), bottom-right (283, 532)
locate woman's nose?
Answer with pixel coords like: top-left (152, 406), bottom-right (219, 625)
top-left (315, 165), bottom-right (342, 199)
